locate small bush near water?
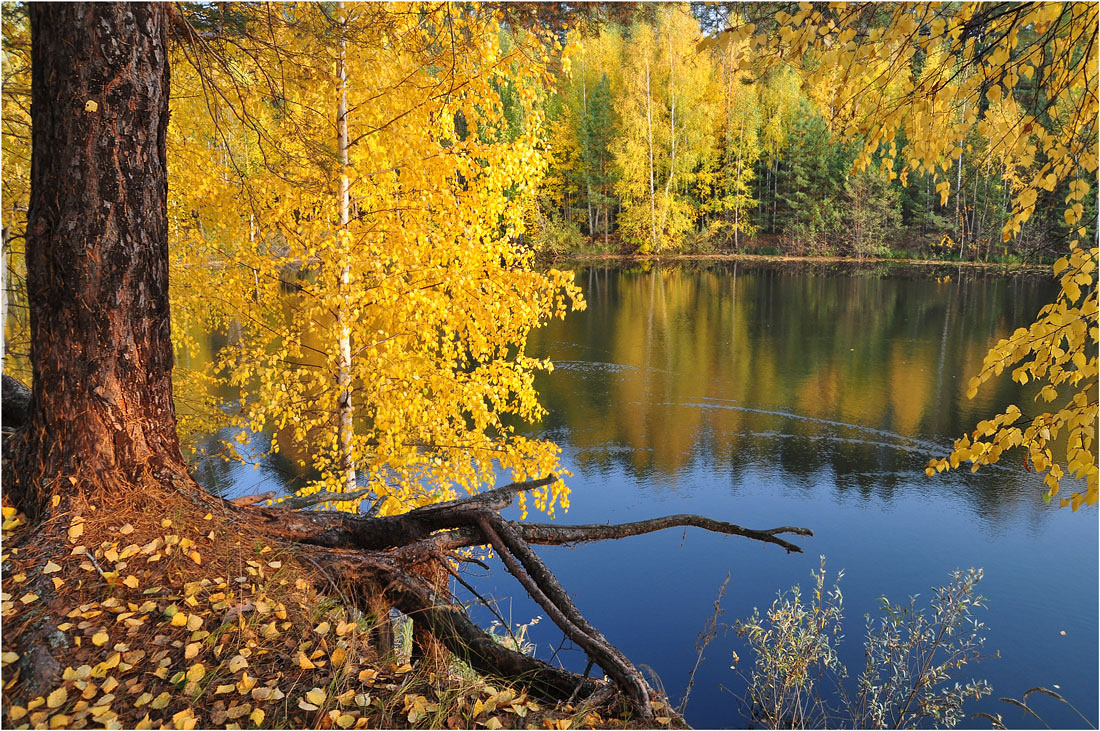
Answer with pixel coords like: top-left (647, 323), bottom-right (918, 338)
top-left (733, 559), bottom-right (992, 729)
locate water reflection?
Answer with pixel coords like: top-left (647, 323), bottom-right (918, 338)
top-left (520, 261), bottom-right (1059, 519)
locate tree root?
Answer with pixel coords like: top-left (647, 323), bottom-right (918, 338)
top-left (238, 475), bottom-right (813, 719)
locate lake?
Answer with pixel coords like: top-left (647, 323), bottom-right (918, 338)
top-left (190, 260), bottom-right (1098, 729)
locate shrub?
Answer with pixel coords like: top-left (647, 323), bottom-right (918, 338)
top-left (532, 214), bottom-right (586, 256)
top-left (734, 559), bottom-right (992, 729)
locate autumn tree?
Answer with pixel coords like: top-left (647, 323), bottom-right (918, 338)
top-left (1, 7), bottom-right (30, 379)
top-left (702, 37), bottom-right (761, 250)
top-left (168, 5), bottom-right (581, 516)
top-left (614, 6), bottom-right (716, 252)
top-left (549, 30), bottom-right (621, 241)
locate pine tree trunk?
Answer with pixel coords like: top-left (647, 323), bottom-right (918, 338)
top-left (19, 3), bottom-right (189, 513)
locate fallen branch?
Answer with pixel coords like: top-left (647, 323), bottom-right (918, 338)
top-left (309, 545), bottom-right (605, 703)
top-left (428, 515), bottom-right (813, 554)
top-left (248, 476), bottom-right (560, 550)
top-left (478, 512), bottom-right (653, 717)
top-left (236, 475), bottom-right (812, 719)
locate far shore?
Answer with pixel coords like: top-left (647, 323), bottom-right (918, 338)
top-left (549, 251), bottom-right (1053, 271)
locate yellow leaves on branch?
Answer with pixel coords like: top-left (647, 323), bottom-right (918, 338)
top-left (927, 241), bottom-right (1098, 508)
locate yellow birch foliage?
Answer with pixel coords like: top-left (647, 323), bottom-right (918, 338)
top-left (168, 4), bottom-right (581, 516)
top-left (614, 6), bottom-right (718, 252)
top-left (735, 3), bottom-right (1098, 507)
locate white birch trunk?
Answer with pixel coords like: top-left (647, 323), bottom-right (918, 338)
top-left (336, 5), bottom-right (356, 495)
top-left (645, 57), bottom-right (657, 252)
top-left (658, 29), bottom-right (677, 252)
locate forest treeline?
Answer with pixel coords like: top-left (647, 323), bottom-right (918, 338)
top-left (531, 4), bottom-right (1096, 261)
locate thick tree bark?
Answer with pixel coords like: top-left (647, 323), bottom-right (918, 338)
top-left (20, 3), bottom-right (191, 514)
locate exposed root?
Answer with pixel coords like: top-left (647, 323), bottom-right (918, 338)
top-left (232, 475), bottom-right (813, 719)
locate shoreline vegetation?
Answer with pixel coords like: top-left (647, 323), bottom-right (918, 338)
top-left (544, 249), bottom-right (1052, 271)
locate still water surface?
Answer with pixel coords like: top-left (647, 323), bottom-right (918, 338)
top-left (193, 260), bottom-right (1098, 729)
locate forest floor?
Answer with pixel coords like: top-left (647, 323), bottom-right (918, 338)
top-left (0, 491), bottom-right (683, 730)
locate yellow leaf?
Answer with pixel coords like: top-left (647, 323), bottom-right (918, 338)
top-left (42, 561), bottom-right (62, 574)
top-left (236, 672), bottom-right (257, 694)
top-left (187, 663), bottom-right (206, 682)
top-left (84, 99), bottom-right (98, 113)
top-left (305, 688), bottom-right (326, 705)
top-left (150, 691), bottom-right (171, 710)
top-left (250, 708), bottom-right (265, 726)
top-left (228, 654), bottom-right (249, 673)
top-left (91, 631), bottom-right (109, 646)
top-left (46, 687), bottom-right (67, 709)
top-left (297, 652), bottom-right (316, 670)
